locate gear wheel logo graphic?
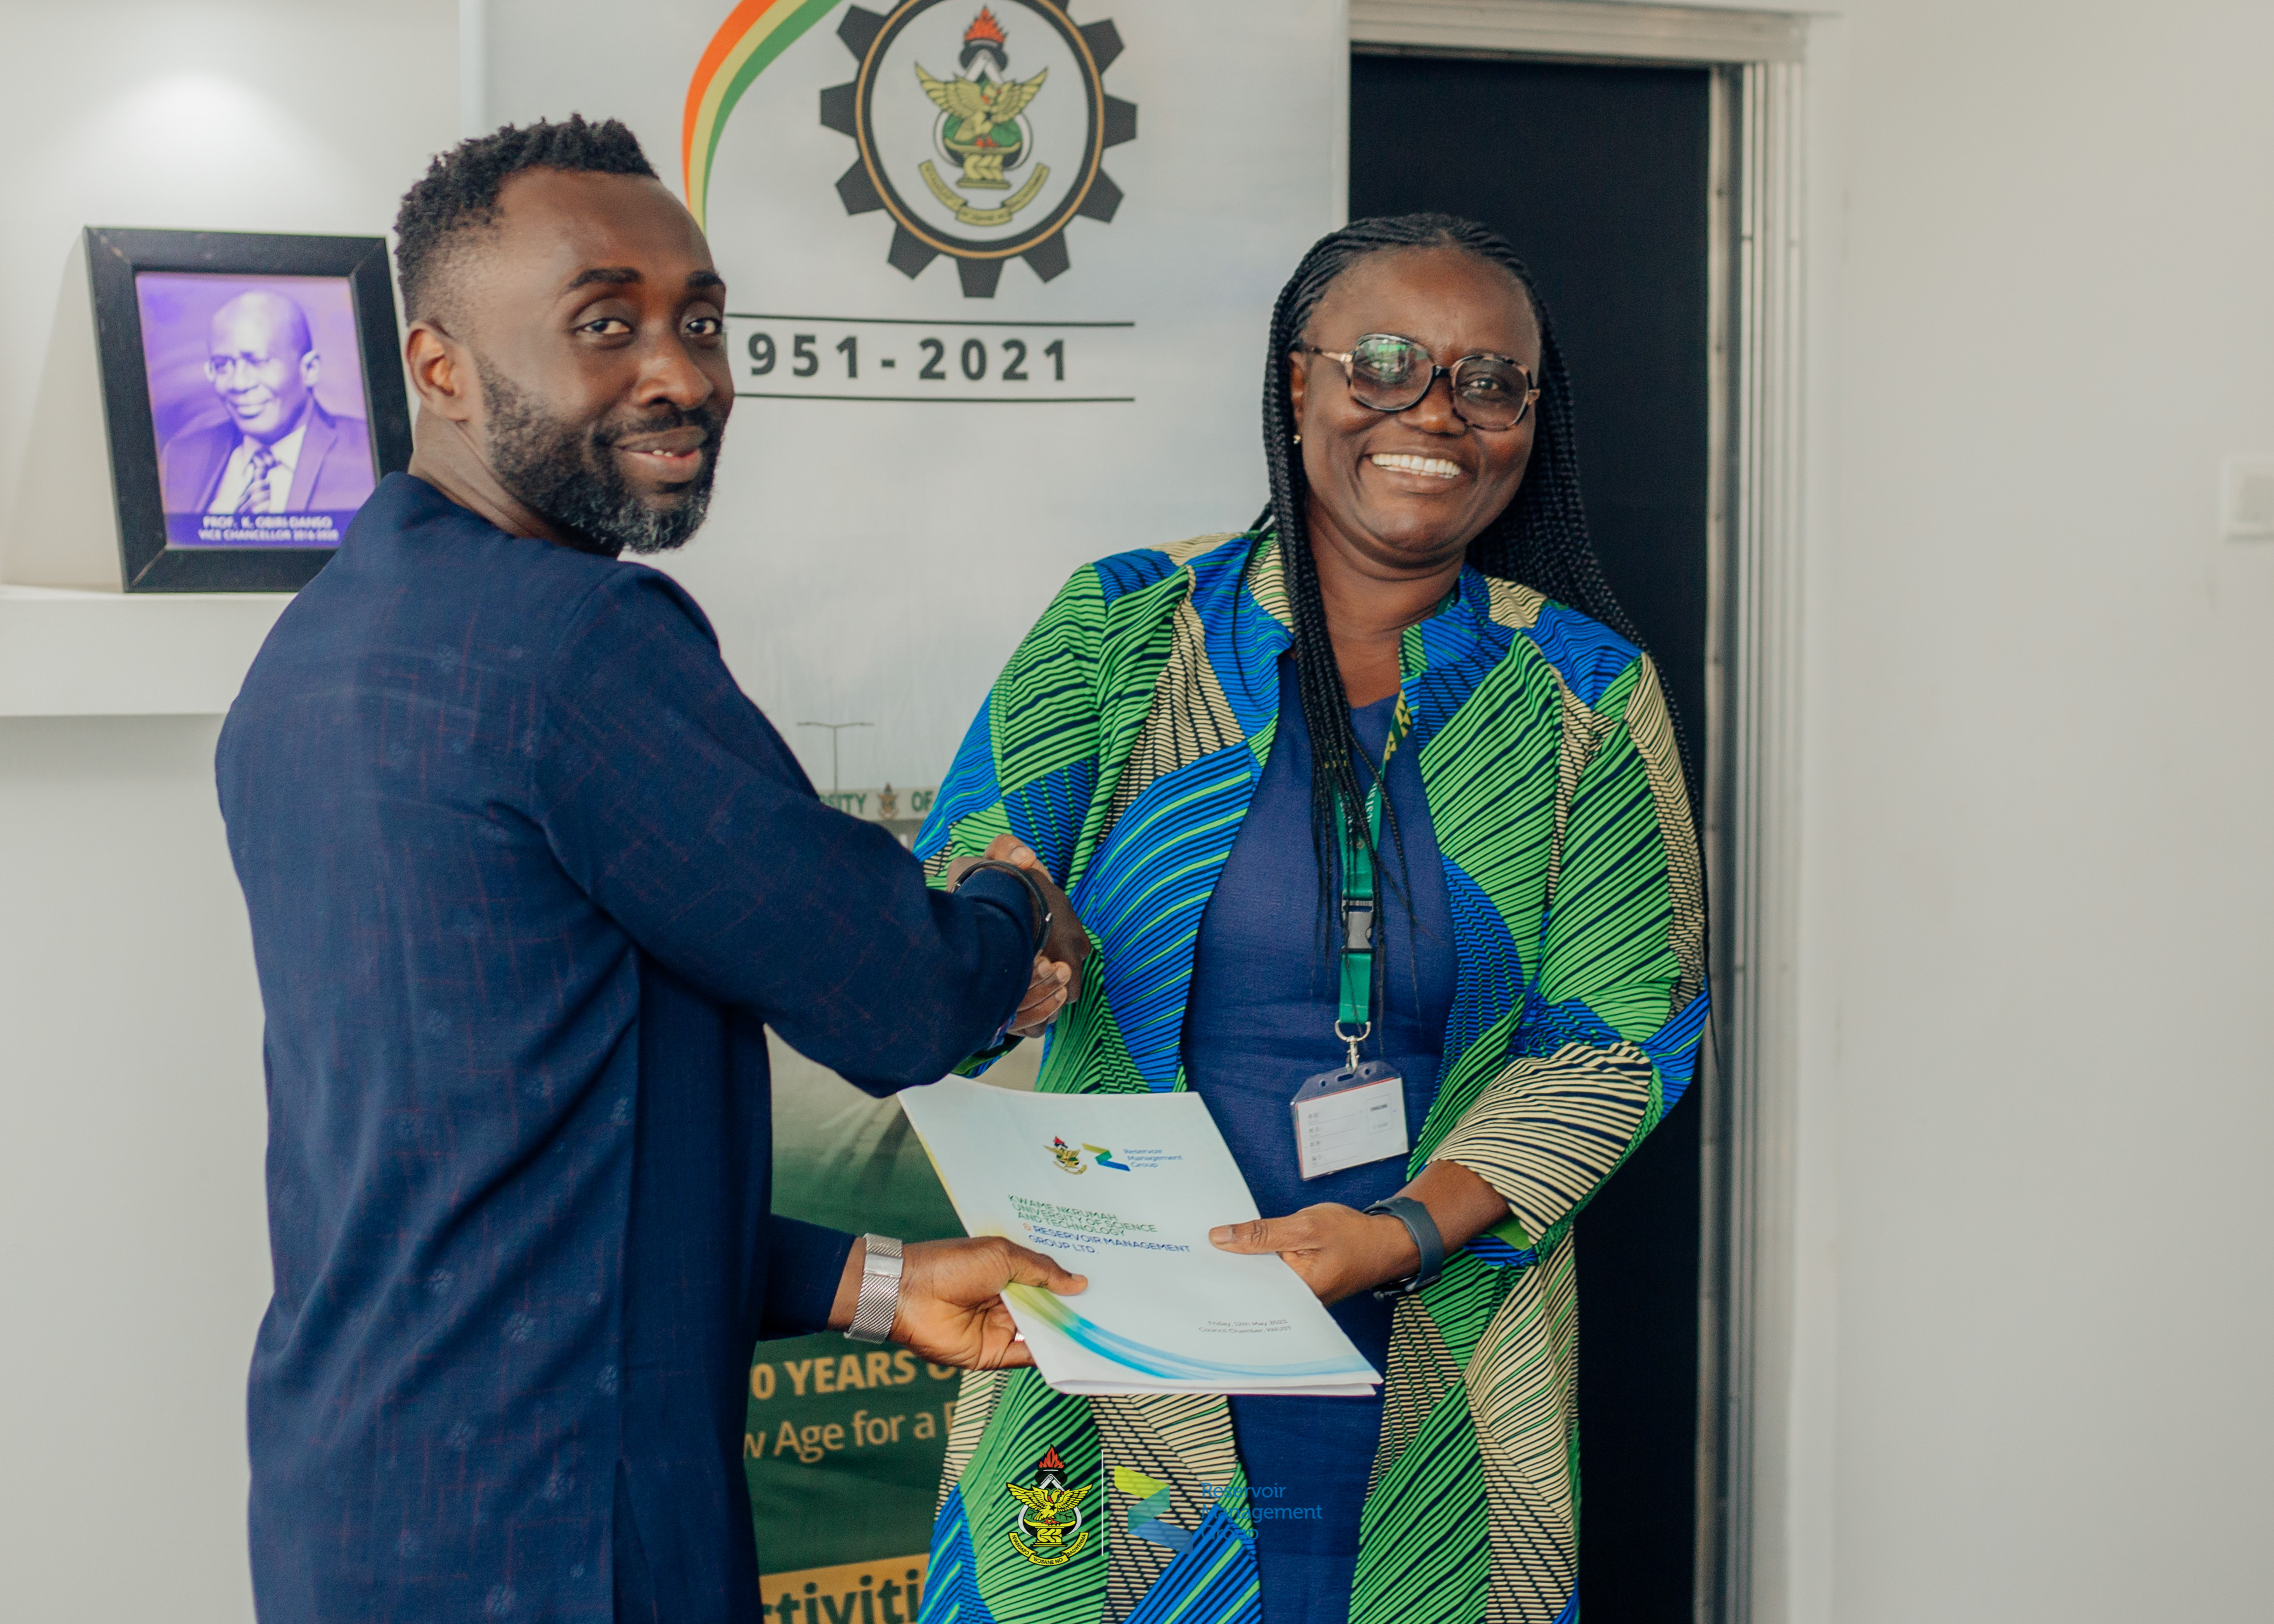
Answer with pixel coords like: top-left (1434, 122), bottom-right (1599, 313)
top-left (820, 1), bottom-right (1137, 298)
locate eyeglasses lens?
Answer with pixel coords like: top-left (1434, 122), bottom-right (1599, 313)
top-left (1342, 337), bottom-right (1530, 428)
top-left (1449, 357), bottom-right (1528, 430)
top-left (1345, 337), bottom-right (1426, 409)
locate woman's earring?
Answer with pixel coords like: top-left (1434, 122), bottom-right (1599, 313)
top-left (1293, 433), bottom-right (1302, 444)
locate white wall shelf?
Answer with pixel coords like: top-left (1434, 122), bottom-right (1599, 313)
top-left (0, 585), bottom-right (289, 718)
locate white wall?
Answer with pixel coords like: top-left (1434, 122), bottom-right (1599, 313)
top-left (0, 719), bottom-right (268, 1618)
top-left (4, 3), bottom-right (2271, 1621)
top-left (0, 4), bottom-right (456, 1620)
top-left (1793, 1), bottom-right (2274, 1619)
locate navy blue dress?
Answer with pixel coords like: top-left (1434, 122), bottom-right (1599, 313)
top-left (1182, 656), bottom-right (1457, 1623)
top-left (217, 476), bottom-right (1036, 1624)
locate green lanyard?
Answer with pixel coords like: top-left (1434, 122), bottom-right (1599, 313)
top-left (1335, 694), bottom-right (1414, 1068)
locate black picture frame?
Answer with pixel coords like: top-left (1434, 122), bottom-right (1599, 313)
top-left (85, 227), bottom-right (411, 592)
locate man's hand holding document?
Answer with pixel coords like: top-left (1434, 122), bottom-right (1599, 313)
top-left (897, 1076), bottom-right (1382, 1397)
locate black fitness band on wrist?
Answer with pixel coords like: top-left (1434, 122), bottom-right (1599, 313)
top-left (950, 858), bottom-right (1053, 954)
top-left (1365, 1195), bottom-right (1446, 1299)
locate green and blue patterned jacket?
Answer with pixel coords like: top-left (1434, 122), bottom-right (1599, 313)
top-left (913, 532), bottom-right (1707, 1624)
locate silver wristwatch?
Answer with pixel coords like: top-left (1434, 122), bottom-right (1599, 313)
top-left (844, 1234), bottom-right (905, 1344)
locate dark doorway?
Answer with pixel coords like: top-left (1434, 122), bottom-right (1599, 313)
top-left (1351, 51), bottom-right (1713, 1622)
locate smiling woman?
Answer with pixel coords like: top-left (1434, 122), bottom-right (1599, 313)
top-left (914, 215), bottom-right (1708, 1624)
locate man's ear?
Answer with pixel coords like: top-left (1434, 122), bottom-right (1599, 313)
top-left (405, 322), bottom-right (476, 423)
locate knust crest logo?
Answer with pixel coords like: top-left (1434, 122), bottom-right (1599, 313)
top-left (821, 0), bottom-right (1137, 297)
top-left (1005, 1445), bottom-right (1092, 1565)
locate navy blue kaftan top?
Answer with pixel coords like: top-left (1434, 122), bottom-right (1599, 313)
top-left (1182, 656), bottom-right (1458, 1624)
top-left (216, 476), bottom-right (1037, 1624)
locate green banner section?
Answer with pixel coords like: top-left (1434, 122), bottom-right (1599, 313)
top-left (744, 1337), bottom-right (959, 1620)
top-left (749, 1037), bottom-right (1039, 1608)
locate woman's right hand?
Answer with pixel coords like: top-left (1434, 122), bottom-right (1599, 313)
top-left (950, 835), bottom-right (1091, 1035)
top-left (1009, 954), bottom-right (1073, 1038)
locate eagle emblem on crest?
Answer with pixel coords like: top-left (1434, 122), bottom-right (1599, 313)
top-left (915, 9), bottom-right (1048, 192)
top-left (1006, 1446), bottom-right (1093, 1566)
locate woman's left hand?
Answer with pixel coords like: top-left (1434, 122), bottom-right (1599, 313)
top-left (1207, 1204), bottom-right (1421, 1305)
top-left (1207, 1164), bottom-right (1513, 1304)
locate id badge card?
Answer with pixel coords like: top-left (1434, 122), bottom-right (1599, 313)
top-left (1291, 1059), bottom-right (1409, 1181)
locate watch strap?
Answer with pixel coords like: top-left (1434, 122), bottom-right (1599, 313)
top-left (844, 1234), bottom-right (904, 1344)
top-left (1364, 1196), bottom-right (1445, 1299)
top-left (951, 859), bottom-right (1052, 954)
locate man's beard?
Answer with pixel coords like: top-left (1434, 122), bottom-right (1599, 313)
top-left (477, 360), bottom-right (721, 555)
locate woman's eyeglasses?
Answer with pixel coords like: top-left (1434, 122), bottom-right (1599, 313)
top-left (1297, 334), bottom-right (1539, 431)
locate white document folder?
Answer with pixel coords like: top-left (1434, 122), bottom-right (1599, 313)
top-left (897, 1075), bottom-right (1382, 1397)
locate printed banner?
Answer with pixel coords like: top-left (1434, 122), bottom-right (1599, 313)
top-left (483, 0), bottom-right (1343, 1593)
top-left (749, 1033), bottom-right (983, 1602)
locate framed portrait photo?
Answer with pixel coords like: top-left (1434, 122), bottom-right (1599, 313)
top-left (85, 227), bottom-right (411, 592)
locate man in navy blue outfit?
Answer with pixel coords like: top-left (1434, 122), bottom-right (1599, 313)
top-left (215, 117), bottom-right (1087, 1624)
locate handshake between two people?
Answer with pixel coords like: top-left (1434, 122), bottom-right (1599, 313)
top-left (946, 834), bottom-right (1091, 1041)
top-left (829, 835), bottom-right (1094, 1371)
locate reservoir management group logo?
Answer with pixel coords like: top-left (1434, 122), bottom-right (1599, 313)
top-left (821, 0), bottom-right (1137, 296)
top-left (1049, 1136), bottom-right (1130, 1173)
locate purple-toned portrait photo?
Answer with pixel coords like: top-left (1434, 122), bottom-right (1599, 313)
top-left (87, 228), bottom-right (408, 592)
top-left (136, 272), bottom-right (380, 550)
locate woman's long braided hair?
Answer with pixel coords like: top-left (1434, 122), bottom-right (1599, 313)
top-left (1253, 213), bottom-right (1687, 937)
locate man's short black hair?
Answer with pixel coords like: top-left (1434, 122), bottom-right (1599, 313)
top-left (394, 114), bottom-right (658, 324)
